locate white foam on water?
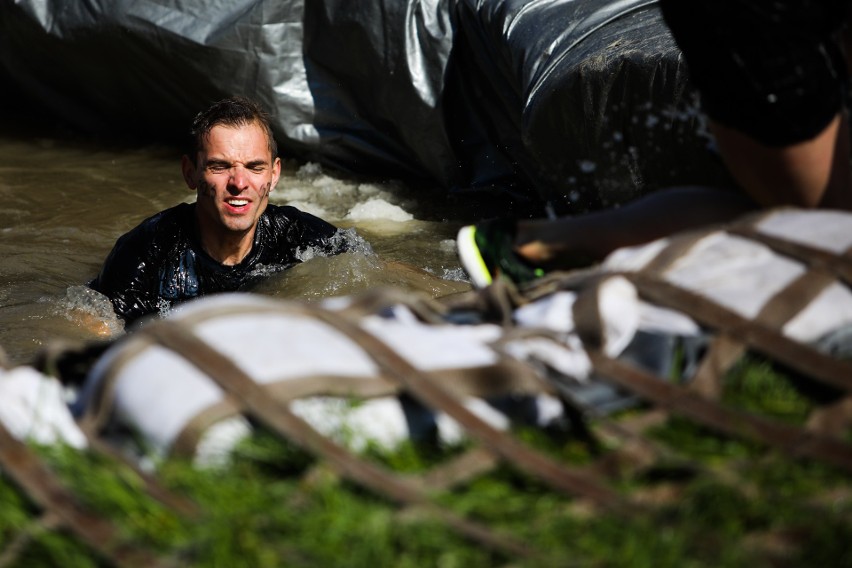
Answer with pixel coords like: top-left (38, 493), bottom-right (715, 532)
top-left (345, 198), bottom-right (413, 222)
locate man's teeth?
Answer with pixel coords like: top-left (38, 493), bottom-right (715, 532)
top-left (227, 199), bottom-right (249, 206)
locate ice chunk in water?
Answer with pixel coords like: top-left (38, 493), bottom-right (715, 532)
top-left (345, 198), bottom-right (413, 222)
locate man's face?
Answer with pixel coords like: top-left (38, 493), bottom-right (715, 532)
top-left (182, 122), bottom-right (281, 239)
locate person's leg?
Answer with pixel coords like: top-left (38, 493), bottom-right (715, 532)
top-left (456, 185), bottom-right (756, 288)
top-left (514, 186), bottom-right (756, 267)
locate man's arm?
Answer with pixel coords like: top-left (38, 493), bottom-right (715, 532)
top-left (89, 232), bottom-right (160, 326)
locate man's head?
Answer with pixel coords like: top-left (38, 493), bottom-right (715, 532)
top-left (186, 96), bottom-right (278, 166)
top-left (181, 96), bottom-right (282, 264)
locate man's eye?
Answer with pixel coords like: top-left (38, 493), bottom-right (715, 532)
top-left (208, 165), bottom-right (228, 172)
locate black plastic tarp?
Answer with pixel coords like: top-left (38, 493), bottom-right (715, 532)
top-left (0, 0), bottom-right (728, 216)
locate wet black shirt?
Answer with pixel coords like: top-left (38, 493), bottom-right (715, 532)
top-left (90, 202), bottom-right (346, 325)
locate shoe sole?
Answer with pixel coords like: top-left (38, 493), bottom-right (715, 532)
top-left (456, 225), bottom-right (493, 289)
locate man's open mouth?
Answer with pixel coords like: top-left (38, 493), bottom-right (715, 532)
top-left (226, 198), bottom-right (249, 207)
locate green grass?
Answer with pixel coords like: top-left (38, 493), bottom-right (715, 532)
top-left (1, 356), bottom-right (851, 567)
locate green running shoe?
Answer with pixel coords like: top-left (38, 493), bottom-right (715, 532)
top-left (456, 219), bottom-right (545, 288)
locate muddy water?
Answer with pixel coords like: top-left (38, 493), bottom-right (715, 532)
top-left (0, 134), bottom-right (472, 366)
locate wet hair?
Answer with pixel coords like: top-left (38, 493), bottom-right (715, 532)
top-left (187, 95), bottom-right (278, 164)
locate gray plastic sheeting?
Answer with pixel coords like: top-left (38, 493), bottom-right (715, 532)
top-left (0, 0), bottom-right (729, 215)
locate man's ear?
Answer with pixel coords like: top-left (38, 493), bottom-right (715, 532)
top-left (270, 157), bottom-right (282, 190)
top-left (181, 155), bottom-right (198, 190)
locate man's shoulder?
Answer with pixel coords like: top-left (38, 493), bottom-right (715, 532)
top-left (99, 203), bottom-right (195, 268)
top-left (140, 201), bottom-right (193, 228)
top-left (120, 202), bottom-right (193, 241)
top-left (263, 203), bottom-right (311, 220)
top-left (264, 203), bottom-right (337, 226)
top-left (252, 204), bottom-right (345, 259)
top-left (265, 203), bottom-right (340, 235)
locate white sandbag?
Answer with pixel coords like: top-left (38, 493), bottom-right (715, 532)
top-left (0, 367), bottom-right (86, 449)
top-left (758, 209), bottom-right (852, 254)
top-left (507, 275), bottom-right (641, 376)
top-left (603, 209), bottom-right (852, 344)
top-left (75, 278), bottom-right (641, 465)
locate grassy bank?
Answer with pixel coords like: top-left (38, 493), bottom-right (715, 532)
top-left (1, 356), bottom-right (851, 567)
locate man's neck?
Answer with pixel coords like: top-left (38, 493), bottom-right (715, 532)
top-left (201, 232), bottom-right (255, 266)
top-left (194, 213), bottom-right (257, 266)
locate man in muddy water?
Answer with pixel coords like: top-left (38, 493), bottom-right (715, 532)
top-left (89, 96), bottom-right (349, 326)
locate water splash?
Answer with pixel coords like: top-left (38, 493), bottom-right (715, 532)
top-left (156, 297), bottom-right (173, 320)
top-left (296, 228), bottom-right (374, 263)
top-left (578, 160), bottom-right (597, 174)
top-left (60, 285), bottom-right (124, 337)
top-left (441, 267), bottom-right (469, 282)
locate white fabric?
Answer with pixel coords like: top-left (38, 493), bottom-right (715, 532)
top-left (757, 209), bottom-right (852, 254)
top-left (78, 293), bottom-right (592, 460)
top-left (0, 367), bottom-right (86, 449)
top-left (194, 417), bottom-right (252, 468)
top-left (664, 233), bottom-right (805, 320)
top-left (783, 283), bottom-right (852, 343)
top-left (602, 209), bottom-right (852, 343)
